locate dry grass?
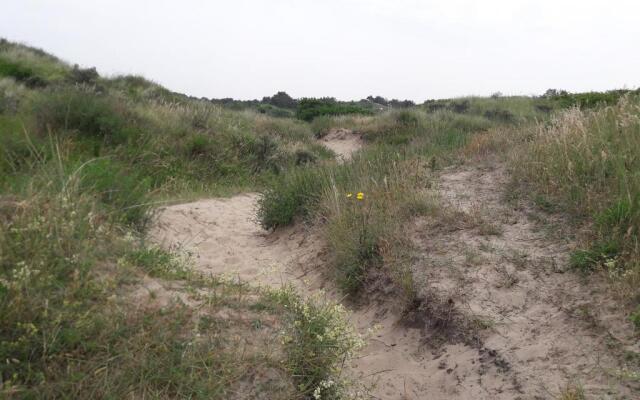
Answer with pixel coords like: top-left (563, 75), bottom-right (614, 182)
top-left (461, 96), bottom-right (640, 321)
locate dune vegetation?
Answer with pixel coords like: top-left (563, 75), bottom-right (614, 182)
top-left (1, 38), bottom-right (639, 398)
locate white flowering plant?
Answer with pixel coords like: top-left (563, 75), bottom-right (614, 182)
top-left (269, 286), bottom-right (364, 399)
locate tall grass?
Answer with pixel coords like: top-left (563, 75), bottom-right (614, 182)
top-left (259, 147), bottom-right (433, 296)
top-left (511, 96), bottom-right (640, 306)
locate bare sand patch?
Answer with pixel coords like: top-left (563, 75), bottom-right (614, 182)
top-left (147, 163), bottom-right (638, 399)
top-left (321, 128), bottom-right (363, 161)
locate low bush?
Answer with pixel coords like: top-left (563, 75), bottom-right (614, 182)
top-left (68, 65), bottom-right (99, 85)
top-left (258, 166), bottom-right (327, 228)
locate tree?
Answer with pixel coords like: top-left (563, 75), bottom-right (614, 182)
top-left (263, 91), bottom-right (297, 109)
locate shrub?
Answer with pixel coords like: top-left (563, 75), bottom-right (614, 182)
top-left (262, 91), bottom-right (297, 109)
top-left (31, 88), bottom-right (138, 144)
top-left (258, 166), bottom-right (327, 228)
top-left (449, 99), bottom-right (470, 113)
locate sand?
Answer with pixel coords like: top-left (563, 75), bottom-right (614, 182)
top-left (148, 144), bottom-right (638, 398)
top-left (321, 128), bottom-right (364, 162)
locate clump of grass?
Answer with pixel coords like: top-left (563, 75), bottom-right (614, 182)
top-left (259, 148), bottom-right (432, 297)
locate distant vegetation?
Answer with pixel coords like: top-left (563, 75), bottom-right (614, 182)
top-left (295, 97), bottom-right (373, 122)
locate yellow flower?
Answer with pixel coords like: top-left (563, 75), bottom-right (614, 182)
top-left (346, 193), bottom-right (353, 198)
top-left (356, 192), bottom-right (364, 200)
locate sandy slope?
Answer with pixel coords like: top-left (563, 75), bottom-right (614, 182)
top-left (321, 128), bottom-right (364, 162)
top-left (404, 162), bottom-right (638, 399)
top-left (151, 193), bottom-right (324, 288)
top-left (149, 137), bottom-right (638, 399)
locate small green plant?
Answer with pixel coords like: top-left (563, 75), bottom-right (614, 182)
top-left (570, 241), bottom-right (619, 272)
top-left (258, 166), bottom-right (327, 228)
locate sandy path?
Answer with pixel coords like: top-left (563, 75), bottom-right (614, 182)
top-left (149, 144), bottom-right (637, 398)
top-left (151, 193), bottom-right (324, 288)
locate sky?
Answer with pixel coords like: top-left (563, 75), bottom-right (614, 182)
top-left (1, 0), bottom-right (639, 102)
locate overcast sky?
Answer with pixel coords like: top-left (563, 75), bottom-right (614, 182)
top-left (1, 0), bottom-right (639, 102)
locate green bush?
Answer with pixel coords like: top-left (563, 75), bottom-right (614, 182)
top-left (296, 98), bottom-right (372, 122)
